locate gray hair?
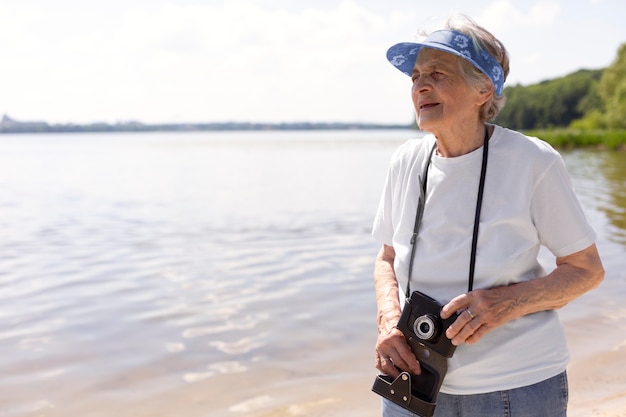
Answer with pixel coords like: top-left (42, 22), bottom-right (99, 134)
top-left (422, 15), bottom-right (510, 122)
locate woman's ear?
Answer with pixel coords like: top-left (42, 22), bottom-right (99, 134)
top-left (477, 83), bottom-right (494, 106)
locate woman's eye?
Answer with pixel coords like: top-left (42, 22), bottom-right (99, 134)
top-left (411, 71), bottom-right (444, 82)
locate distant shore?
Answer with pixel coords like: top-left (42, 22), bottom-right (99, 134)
top-left (3, 115), bottom-right (625, 150)
top-left (0, 114), bottom-right (411, 134)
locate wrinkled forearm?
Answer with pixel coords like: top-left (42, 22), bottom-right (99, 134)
top-left (374, 245), bottom-right (401, 334)
top-left (502, 244), bottom-right (605, 318)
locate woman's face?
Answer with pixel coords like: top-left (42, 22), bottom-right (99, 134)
top-left (411, 48), bottom-right (485, 134)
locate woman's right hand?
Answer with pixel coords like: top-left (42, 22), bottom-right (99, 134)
top-left (375, 320), bottom-right (422, 378)
top-left (374, 244), bottom-right (422, 378)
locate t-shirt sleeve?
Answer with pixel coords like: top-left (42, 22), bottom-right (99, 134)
top-left (530, 155), bottom-right (596, 257)
top-left (371, 161), bottom-right (395, 246)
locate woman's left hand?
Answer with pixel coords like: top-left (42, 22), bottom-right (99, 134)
top-left (440, 286), bottom-right (520, 346)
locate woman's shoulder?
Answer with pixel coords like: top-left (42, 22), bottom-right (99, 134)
top-left (492, 125), bottom-right (561, 160)
top-left (389, 133), bottom-right (437, 166)
top-left (491, 125), bottom-right (565, 180)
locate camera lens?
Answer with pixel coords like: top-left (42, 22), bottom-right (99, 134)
top-left (413, 314), bottom-right (440, 341)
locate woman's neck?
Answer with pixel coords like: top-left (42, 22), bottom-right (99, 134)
top-left (432, 123), bottom-right (490, 158)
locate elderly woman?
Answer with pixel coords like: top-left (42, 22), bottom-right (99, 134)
top-left (372, 16), bottom-right (604, 417)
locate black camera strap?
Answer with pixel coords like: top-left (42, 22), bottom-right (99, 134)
top-left (405, 128), bottom-right (489, 298)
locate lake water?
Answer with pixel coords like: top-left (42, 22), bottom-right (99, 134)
top-left (0, 130), bottom-right (624, 417)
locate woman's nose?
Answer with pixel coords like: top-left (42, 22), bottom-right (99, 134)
top-left (412, 76), bottom-right (431, 93)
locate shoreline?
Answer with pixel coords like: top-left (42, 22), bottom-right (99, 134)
top-left (212, 306), bottom-right (626, 417)
top-left (564, 311), bottom-right (626, 416)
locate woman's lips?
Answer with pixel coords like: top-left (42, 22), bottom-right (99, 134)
top-left (420, 102), bottom-right (439, 111)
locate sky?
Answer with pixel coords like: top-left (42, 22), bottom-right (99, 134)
top-left (1, 0), bottom-right (625, 125)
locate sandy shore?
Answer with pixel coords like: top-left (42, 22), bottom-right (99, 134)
top-left (201, 338), bottom-right (626, 417)
top-left (232, 342), bottom-right (626, 417)
top-left (18, 312), bottom-right (624, 417)
top-left (564, 309), bottom-right (626, 417)
top-left (183, 316), bottom-right (626, 417)
top-left (568, 345), bottom-right (626, 417)
top-left (222, 305), bottom-right (626, 417)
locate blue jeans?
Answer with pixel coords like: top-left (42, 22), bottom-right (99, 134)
top-left (382, 371), bottom-right (568, 417)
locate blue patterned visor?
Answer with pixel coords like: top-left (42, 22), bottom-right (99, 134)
top-left (386, 29), bottom-right (504, 96)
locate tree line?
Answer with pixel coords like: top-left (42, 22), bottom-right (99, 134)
top-left (495, 42), bottom-right (626, 130)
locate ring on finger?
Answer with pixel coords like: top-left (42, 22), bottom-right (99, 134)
top-left (466, 308), bottom-right (475, 319)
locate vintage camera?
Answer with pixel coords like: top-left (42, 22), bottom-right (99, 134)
top-left (372, 291), bottom-right (459, 417)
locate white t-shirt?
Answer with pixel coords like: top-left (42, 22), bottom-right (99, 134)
top-left (372, 125), bottom-right (596, 394)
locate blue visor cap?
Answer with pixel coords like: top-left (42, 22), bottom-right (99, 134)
top-left (386, 29), bottom-right (504, 96)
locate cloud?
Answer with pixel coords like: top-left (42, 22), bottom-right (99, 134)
top-left (8, 0), bottom-right (619, 124)
top-left (478, 0), bottom-right (561, 32)
top-left (0, 1), bottom-right (417, 123)
top-left (105, 0), bottom-right (409, 123)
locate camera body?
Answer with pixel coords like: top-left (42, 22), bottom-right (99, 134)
top-left (398, 290), bottom-right (458, 359)
top-left (372, 291), bottom-right (459, 417)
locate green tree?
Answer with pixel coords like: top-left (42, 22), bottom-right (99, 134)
top-left (573, 42), bottom-right (626, 129)
top-left (600, 43), bottom-right (626, 128)
top-left (496, 69), bottom-right (602, 130)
